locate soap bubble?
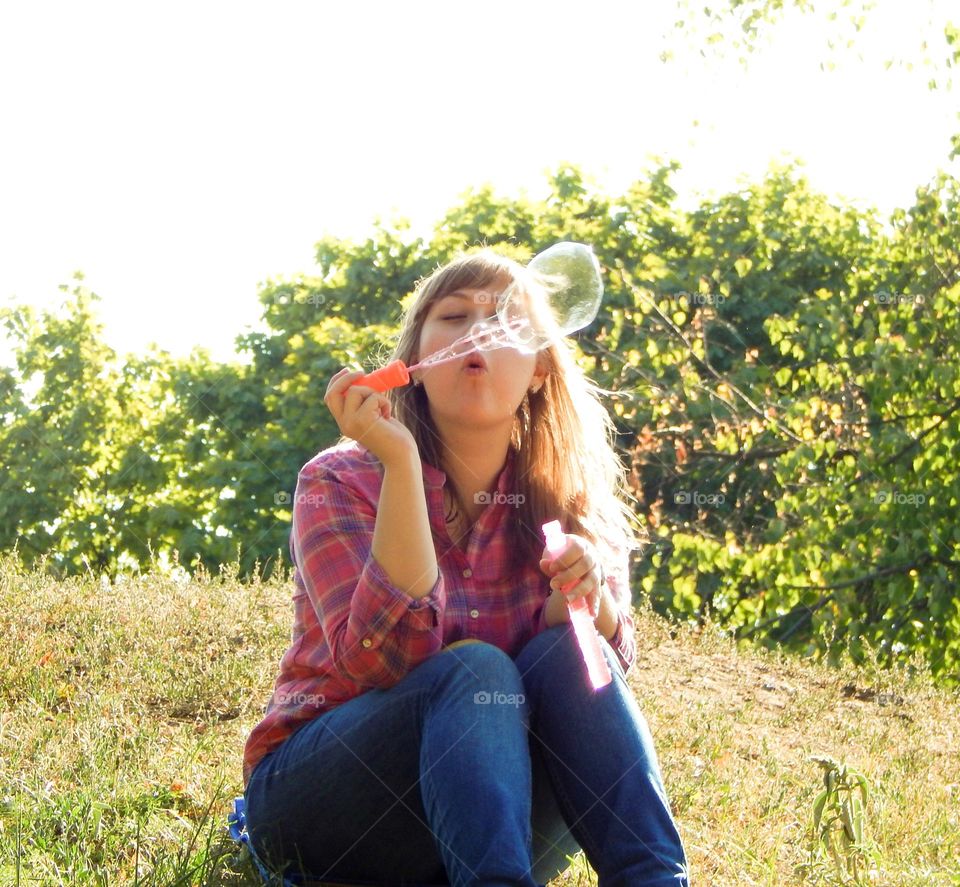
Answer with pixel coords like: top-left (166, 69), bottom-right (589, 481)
top-left (409, 242), bottom-right (604, 372)
top-left (496, 242), bottom-right (603, 352)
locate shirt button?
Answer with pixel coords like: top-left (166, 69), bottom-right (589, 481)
top-left (462, 568), bottom-right (473, 578)
top-left (361, 638), bottom-right (372, 648)
top-left (470, 608), bottom-right (480, 619)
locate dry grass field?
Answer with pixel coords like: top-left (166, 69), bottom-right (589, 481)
top-left (2, 553), bottom-right (957, 885)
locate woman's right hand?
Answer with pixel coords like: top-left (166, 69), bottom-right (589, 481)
top-left (324, 368), bottom-right (419, 467)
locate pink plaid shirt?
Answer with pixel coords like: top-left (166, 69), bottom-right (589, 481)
top-left (242, 440), bottom-right (635, 787)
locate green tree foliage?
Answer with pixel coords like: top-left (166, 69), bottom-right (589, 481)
top-left (0, 281), bottom-right (219, 574)
top-left (607, 167), bottom-right (960, 686)
top-left (2, 164), bottom-right (959, 684)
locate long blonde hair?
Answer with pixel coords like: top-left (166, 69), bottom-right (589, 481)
top-left (387, 247), bottom-right (642, 571)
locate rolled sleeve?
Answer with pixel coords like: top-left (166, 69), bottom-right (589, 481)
top-left (291, 461), bottom-right (446, 689)
top-left (345, 554), bottom-right (446, 663)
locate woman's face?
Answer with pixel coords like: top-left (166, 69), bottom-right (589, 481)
top-left (414, 281), bottom-right (545, 433)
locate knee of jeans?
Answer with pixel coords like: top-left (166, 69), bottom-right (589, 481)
top-left (517, 623), bottom-right (581, 677)
top-left (437, 639), bottom-right (525, 697)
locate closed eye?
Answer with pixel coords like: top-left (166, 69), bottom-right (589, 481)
top-left (440, 315), bottom-right (467, 321)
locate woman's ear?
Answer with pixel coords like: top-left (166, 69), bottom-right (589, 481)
top-left (529, 360), bottom-right (548, 394)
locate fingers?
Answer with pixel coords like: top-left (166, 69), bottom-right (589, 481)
top-left (326, 367), bottom-right (358, 391)
top-left (324, 368), bottom-right (390, 435)
top-left (325, 369), bottom-right (381, 409)
top-left (543, 547), bottom-right (597, 592)
top-left (549, 574), bottom-right (601, 620)
top-left (552, 571), bottom-right (594, 599)
top-left (540, 534), bottom-right (603, 619)
top-left (324, 368), bottom-right (364, 410)
top-left (346, 388), bottom-right (390, 436)
top-left (539, 534), bottom-right (583, 576)
top-left (326, 368), bottom-right (367, 393)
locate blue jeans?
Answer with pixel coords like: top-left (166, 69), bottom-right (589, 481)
top-left (245, 625), bottom-right (689, 886)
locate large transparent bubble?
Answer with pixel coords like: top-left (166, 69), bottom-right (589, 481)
top-left (409, 242), bottom-right (604, 372)
top-left (496, 241), bottom-right (603, 352)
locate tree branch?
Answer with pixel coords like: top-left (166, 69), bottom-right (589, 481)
top-left (736, 554), bottom-right (960, 641)
top-left (616, 260), bottom-right (804, 444)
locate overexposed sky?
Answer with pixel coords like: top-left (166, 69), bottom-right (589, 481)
top-left (0, 0), bottom-right (956, 367)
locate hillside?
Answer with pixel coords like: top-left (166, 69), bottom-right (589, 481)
top-left (1, 554), bottom-right (957, 885)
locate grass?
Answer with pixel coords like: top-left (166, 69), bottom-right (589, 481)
top-left (1, 551), bottom-right (958, 886)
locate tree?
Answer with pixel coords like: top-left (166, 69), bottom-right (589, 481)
top-left (3, 163), bottom-right (959, 683)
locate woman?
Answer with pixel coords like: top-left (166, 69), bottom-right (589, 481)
top-left (242, 248), bottom-right (689, 886)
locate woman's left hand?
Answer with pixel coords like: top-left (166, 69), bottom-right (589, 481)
top-left (539, 533), bottom-right (603, 620)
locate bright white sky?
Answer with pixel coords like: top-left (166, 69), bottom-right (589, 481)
top-left (0, 0), bottom-right (956, 368)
